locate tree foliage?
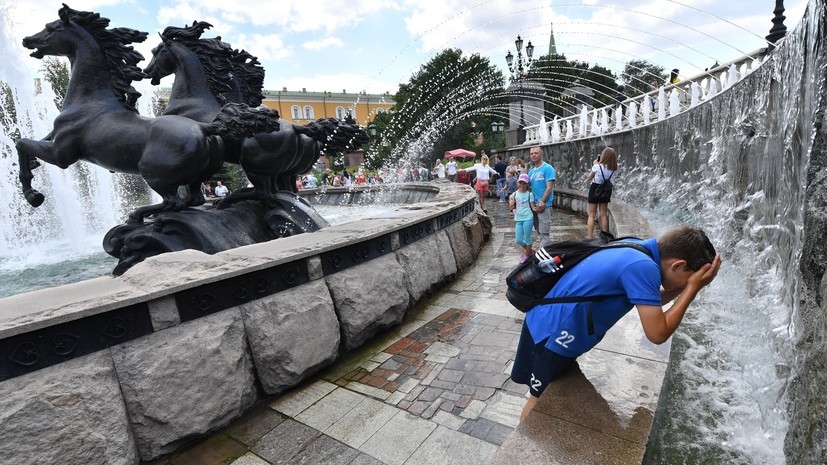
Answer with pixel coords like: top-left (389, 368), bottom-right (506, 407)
top-left (525, 53), bottom-right (617, 118)
top-left (620, 59), bottom-right (667, 97)
top-left (366, 48), bottom-right (506, 169)
top-left (41, 57), bottom-right (70, 109)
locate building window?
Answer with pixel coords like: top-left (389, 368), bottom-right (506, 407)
top-left (376, 108), bottom-right (385, 114)
top-left (291, 105), bottom-right (301, 120)
top-left (336, 106), bottom-right (346, 119)
top-left (348, 107), bottom-right (356, 119)
top-left (304, 106), bottom-right (314, 119)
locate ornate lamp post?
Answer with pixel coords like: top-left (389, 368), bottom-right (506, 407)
top-left (765, 1), bottom-right (787, 53)
top-left (505, 36), bottom-right (534, 144)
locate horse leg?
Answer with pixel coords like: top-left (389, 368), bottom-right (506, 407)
top-left (15, 138), bottom-right (58, 207)
top-left (187, 180), bottom-right (206, 207)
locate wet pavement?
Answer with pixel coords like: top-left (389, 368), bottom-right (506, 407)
top-left (146, 200), bottom-right (588, 465)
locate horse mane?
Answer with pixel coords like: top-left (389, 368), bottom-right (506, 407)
top-left (160, 21), bottom-right (265, 107)
top-left (59, 4), bottom-right (148, 112)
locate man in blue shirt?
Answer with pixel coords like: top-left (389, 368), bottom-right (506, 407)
top-left (511, 226), bottom-right (721, 421)
top-left (527, 146), bottom-right (555, 245)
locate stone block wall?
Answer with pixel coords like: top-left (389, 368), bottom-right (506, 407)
top-left (0, 182), bottom-right (489, 464)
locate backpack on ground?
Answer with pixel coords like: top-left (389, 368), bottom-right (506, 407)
top-left (505, 232), bottom-right (653, 312)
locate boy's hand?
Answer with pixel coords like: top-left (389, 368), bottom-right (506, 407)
top-left (687, 254), bottom-right (721, 291)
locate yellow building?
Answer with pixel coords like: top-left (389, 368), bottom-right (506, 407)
top-left (261, 88), bottom-right (395, 126)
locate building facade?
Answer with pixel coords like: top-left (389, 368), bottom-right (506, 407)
top-left (261, 88), bottom-right (395, 126)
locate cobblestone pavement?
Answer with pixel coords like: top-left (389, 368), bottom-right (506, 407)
top-left (146, 201), bottom-right (587, 465)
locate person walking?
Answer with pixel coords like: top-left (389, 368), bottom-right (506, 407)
top-left (511, 226), bottom-right (721, 421)
top-left (446, 157), bottom-right (458, 182)
top-left (527, 146), bottom-right (555, 246)
top-left (509, 173), bottom-right (537, 263)
top-left (586, 147), bottom-right (618, 238)
top-left (467, 154), bottom-right (497, 210)
top-left (493, 155), bottom-right (508, 203)
top-left (433, 158), bottom-right (446, 179)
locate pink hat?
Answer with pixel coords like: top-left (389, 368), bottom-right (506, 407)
top-left (518, 173), bottom-right (530, 183)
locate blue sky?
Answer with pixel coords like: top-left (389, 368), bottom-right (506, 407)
top-left (1, 0), bottom-right (810, 98)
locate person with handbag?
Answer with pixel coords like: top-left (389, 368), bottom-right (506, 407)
top-left (586, 147), bottom-right (618, 238)
top-left (468, 154), bottom-right (497, 209)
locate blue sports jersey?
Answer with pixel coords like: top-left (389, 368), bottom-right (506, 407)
top-left (524, 238), bottom-right (661, 357)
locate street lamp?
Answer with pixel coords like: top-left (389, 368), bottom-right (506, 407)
top-left (367, 123), bottom-right (378, 138)
top-left (491, 121), bottom-right (505, 133)
top-left (505, 35), bottom-right (534, 144)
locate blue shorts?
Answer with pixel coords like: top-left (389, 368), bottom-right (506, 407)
top-left (511, 322), bottom-right (576, 397)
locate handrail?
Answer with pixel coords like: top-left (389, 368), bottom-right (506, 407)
top-left (520, 48), bottom-right (768, 145)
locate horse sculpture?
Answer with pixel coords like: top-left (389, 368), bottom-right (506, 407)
top-left (143, 21), bottom-right (369, 203)
top-left (17, 5), bottom-right (280, 222)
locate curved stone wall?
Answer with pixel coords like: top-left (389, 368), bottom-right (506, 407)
top-left (0, 182), bottom-right (490, 463)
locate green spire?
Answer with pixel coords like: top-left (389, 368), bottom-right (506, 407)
top-left (548, 23), bottom-right (557, 56)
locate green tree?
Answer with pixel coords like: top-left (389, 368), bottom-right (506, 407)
top-left (0, 82), bottom-right (20, 141)
top-left (41, 57), bottom-right (69, 109)
top-left (525, 53), bottom-right (617, 118)
top-left (621, 59), bottom-right (667, 97)
top-left (373, 48), bottom-right (505, 167)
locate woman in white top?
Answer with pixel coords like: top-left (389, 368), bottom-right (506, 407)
top-left (433, 158), bottom-right (446, 179)
top-left (467, 154), bottom-right (497, 209)
top-left (586, 147), bottom-right (618, 238)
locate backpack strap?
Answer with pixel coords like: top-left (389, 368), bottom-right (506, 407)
top-left (529, 241), bottom-right (653, 308)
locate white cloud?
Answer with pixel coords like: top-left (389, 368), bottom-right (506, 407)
top-left (303, 37), bottom-right (343, 50)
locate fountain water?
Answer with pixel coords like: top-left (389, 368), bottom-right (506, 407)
top-left (0, 8), bottom-right (131, 297)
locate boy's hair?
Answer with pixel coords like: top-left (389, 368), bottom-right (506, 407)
top-left (657, 226), bottom-right (716, 271)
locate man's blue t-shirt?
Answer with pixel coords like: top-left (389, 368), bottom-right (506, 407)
top-left (528, 162), bottom-right (556, 206)
top-left (524, 238), bottom-right (661, 358)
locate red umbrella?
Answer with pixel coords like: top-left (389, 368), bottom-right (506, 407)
top-left (444, 148), bottom-right (477, 160)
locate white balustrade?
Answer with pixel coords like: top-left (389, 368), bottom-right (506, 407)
top-left (519, 47), bottom-right (767, 145)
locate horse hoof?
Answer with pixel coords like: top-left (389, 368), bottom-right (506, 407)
top-left (25, 190), bottom-right (45, 207)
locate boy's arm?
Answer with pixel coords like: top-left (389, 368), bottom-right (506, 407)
top-left (637, 255), bottom-right (721, 344)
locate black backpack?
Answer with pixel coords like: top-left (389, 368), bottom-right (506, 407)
top-left (506, 232), bottom-right (653, 312)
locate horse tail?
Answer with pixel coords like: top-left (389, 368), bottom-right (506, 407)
top-left (206, 103), bottom-right (280, 140)
top-left (293, 118), bottom-right (370, 154)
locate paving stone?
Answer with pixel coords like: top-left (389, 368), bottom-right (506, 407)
top-left (169, 433), bottom-right (246, 465)
top-left (462, 371), bottom-right (508, 388)
top-left (295, 388), bottom-right (364, 432)
top-left (418, 387), bottom-right (443, 402)
top-left (478, 392), bottom-right (524, 428)
top-left (438, 400), bottom-right (456, 412)
top-left (459, 400), bottom-right (486, 420)
top-left (396, 378), bottom-right (420, 394)
top-left (225, 405), bottom-right (287, 446)
top-left (386, 390), bottom-right (406, 405)
top-left (348, 381), bottom-right (393, 401)
top-left (473, 387), bottom-right (496, 400)
top-left (371, 353), bottom-right (393, 364)
top-left (431, 410), bottom-right (465, 430)
top-left (452, 384), bottom-right (476, 396)
top-left (465, 418), bottom-right (496, 440)
top-left (421, 398), bottom-right (444, 419)
top-left (251, 419), bottom-right (320, 465)
top-left (404, 385), bottom-right (426, 402)
top-left (230, 452), bottom-right (270, 465)
top-left (360, 411), bottom-right (436, 465)
top-left (380, 358), bottom-right (403, 371)
top-left (284, 434), bottom-right (360, 465)
top-left (270, 380), bottom-right (337, 418)
top-left (437, 369), bottom-right (464, 383)
top-left (484, 422), bottom-right (514, 446)
top-left (403, 425), bottom-right (497, 465)
top-left (325, 397), bottom-right (398, 448)
top-left (349, 453), bottom-right (386, 465)
top-left (407, 400), bottom-right (428, 415)
top-left (429, 380), bottom-right (457, 391)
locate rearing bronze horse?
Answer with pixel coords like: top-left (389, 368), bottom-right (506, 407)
top-left (143, 21), bottom-right (369, 203)
top-left (17, 5), bottom-right (280, 222)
